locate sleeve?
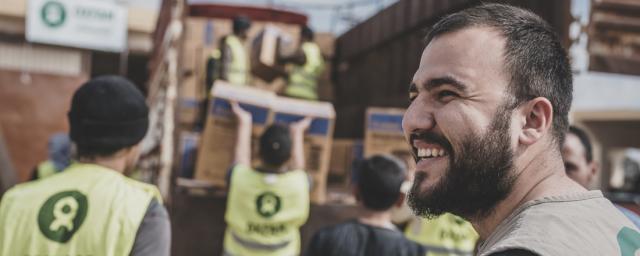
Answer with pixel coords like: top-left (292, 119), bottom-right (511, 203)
top-left (129, 199), bottom-right (171, 256)
top-left (305, 231), bottom-right (325, 256)
top-left (488, 249), bottom-right (539, 256)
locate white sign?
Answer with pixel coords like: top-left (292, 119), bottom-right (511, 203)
top-left (27, 0), bottom-right (128, 52)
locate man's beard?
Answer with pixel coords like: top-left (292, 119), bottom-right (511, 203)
top-left (408, 106), bottom-right (516, 219)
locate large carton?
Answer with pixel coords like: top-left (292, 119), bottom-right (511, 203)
top-left (251, 25), bottom-right (289, 83)
top-left (195, 81), bottom-right (276, 187)
top-left (364, 107), bottom-right (415, 171)
top-left (271, 97), bottom-right (335, 204)
top-left (328, 139), bottom-right (363, 183)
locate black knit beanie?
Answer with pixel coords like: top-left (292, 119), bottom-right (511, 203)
top-left (68, 75), bottom-right (149, 152)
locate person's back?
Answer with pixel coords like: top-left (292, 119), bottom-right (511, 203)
top-left (306, 155), bottom-right (424, 256)
top-left (0, 76), bottom-right (170, 256)
top-left (309, 219), bottom-right (423, 256)
top-left (224, 102), bottom-right (311, 256)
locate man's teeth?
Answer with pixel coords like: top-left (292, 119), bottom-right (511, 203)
top-left (417, 148), bottom-right (446, 158)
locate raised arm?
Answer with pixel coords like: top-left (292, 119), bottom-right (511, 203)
top-left (289, 117), bottom-right (312, 170)
top-left (231, 101), bottom-right (252, 166)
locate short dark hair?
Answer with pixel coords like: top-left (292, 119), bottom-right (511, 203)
top-left (233, 15), bottom-right (251, 34)
top-left (425, 3), bottom-right (573, 146)
top-left (568, 126), bottom-right (593, 163)
top-left (354, 155), bottom-right (406, 211)
top-left (301, 25), bottom-right (314, 40)
top-left (259, 124), bottom-right (292, 167)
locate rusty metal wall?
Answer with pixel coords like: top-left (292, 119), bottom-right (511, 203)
top-left (333, 0), bottom-right (572, 138)
top-left (589, 0), bottom-right (640, 76)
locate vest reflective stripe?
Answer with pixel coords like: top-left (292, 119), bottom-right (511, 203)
top-left (286, 42), bottom-right (324, 100)
top-left (231, 230), bottom-right (291, 250)
top-left (0, 163), bottom-right (161, 256)
top-left (224, 35), bottom-right (249, 85)
top-left (37, 160), bottom-right (58, 179)
top-left (405, 213), bottom-right (478, 256)
top-left (224, 165), bottom-right (309, 256)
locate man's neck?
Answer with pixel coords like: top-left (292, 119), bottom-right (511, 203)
top-left (470, 148), bottom-right (586, 240)
top-left (357, 206), bottom-right (396, 230)
top-left (77, 157), bottom-right (126, 174)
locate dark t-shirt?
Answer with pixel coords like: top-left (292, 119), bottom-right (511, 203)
top-left (306, 219), bottom-right (425, 256)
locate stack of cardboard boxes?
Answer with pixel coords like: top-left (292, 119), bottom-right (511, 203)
top-left (191, 81), bottom-right (335, 203)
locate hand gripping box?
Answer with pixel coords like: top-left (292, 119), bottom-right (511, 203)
top-left (364, 107), bottom-right (415, 171)
top-left (194, 81), bottom-right (276, 187)
top-left (271, 97), bottom-right (335, 204)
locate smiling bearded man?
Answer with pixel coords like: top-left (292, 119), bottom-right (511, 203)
top-left (403, 3), bottom-right (640, 256)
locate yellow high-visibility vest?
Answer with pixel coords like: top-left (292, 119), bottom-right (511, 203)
top-left (0, 163), bottom-right (161, 256)
top-left (405, 213), bottom-right (478, 256)
top-left (224, 35), bottom-right (250, 86)
top-left (224, 164), bottom-right (309, 256)
top-left (285, 42), bottom-right (324, 100)
top-left (36, 160), bottom-right (58, 179)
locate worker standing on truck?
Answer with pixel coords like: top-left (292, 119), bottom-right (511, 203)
top-left (0, 76), bottom-right (171, 256)
top-left (219, 15), bottom-right (252, 86)
top-left (223, 101), bottom-right (311, 256)
top-left (279, 25), bottom-right (324, 100)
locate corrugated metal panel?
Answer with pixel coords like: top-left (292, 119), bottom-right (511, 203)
top-left (334, 0), bottom-right (572, 138)
top-left (589, 0), bottom-right (640, 75)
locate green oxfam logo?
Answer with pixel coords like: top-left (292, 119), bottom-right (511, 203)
top-left (38, 190), bottom-right (88, 243)
top-left (256, 192), bottom-right (281, 218)
top-left (41, 1), bottom-right (66, 28)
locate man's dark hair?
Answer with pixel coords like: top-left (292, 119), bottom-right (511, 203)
top-left (301, 25), bottom-right (314, 40)
top-left (354, 155), bottom-right (406, 211)
top-left (233, 15), bottom-right (251, 34)
top-left (568, 126), bottom-right (593, 163)
top-left (259, 124), bottom-right (292, 167)
top-left (425, 3), bottom-right (573, 147)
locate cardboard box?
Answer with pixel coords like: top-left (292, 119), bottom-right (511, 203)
top-left (194, 81), bottom-right (276, 187)
top-left (329, 139), bottom-right (363, 183)
top-left (271, 97), bottom-right (335, 204)
top-left (364, 107), bottom-right (415, 171)
top-left (178, 131), bottom-right (201, 178)
top-left (251, 25), bottom-right (288, 83)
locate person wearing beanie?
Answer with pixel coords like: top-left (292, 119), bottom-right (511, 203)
top-left (218, 15), bottom-right (252, 85)
top-left (0, 75), bottom-right (170, 256)
top-left (223, 101), bottom-right (311, 256)
top-left (305, 155), bottom-right (425, 256)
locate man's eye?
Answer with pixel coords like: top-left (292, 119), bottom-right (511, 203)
top-left (409, 91), bottom-right (418, 102)
top-left (438, 90), bottom-right (458, 99)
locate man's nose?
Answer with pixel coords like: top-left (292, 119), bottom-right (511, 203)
top-left (402, 101), bottom-right (436, 136)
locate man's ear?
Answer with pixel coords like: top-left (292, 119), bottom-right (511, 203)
top-left (518, 97), bottom-right (553, 146)
top-left (587, 160), bottom-right (600, 185)
top-left (395, 192), bottom-right (406, 207)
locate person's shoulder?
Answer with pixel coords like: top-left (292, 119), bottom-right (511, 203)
top-left (312, 220), bottom-right (361, 238)
top-left (488, 249), bottom-right (539, 256)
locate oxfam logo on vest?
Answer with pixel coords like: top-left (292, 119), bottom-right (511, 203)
top-left (38, 190), bottom-right (88, 243)
top-left (41, 1), bottom-right (66, 28)
top-left (256, 192), bottom-right (281, 218)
